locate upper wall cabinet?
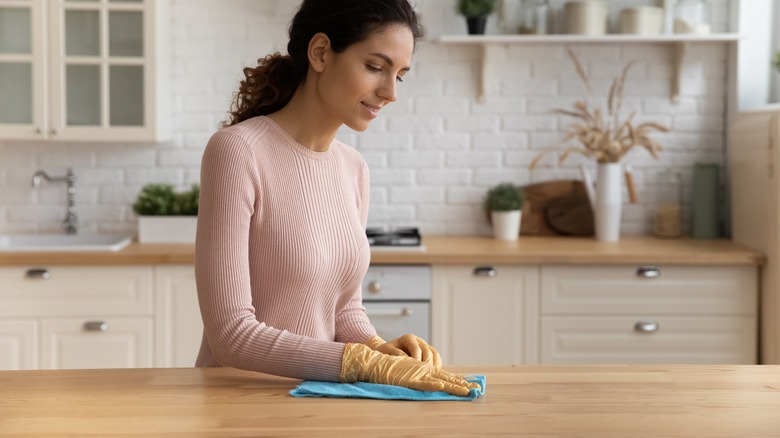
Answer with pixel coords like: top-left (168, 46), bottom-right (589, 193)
top-left (0, 0), bottom-right (170, 142)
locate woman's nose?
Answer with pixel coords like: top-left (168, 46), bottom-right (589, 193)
top-left (378, 77), bottom-right (397, 103)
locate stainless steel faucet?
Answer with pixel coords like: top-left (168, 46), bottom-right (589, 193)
top-left (31, 168), bottom-right (78, 234)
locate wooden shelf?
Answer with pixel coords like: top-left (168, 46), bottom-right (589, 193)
top-left (435, 33), bottom-right (742, 103)
top-left (436, 33), bottom-right (742, 44)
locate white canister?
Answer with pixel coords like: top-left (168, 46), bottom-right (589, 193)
top-left (619, 6), bottom-right (663, 35)
top-left (564, 0), bottom-right (608, 35)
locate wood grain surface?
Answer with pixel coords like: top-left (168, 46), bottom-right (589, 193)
top-left (1, 366), bottom-right (779, 436)
top-left (0, 236), bottom-right (764, 266)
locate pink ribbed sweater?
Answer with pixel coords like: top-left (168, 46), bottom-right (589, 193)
top-left (194, 116), bottom-right (376, 381)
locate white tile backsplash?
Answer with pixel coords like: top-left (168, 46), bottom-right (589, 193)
top-left (0, 0), bottom-right (734, 237)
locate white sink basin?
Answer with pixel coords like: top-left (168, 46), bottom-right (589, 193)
top-left (0, 234), bottom-right (133, 252)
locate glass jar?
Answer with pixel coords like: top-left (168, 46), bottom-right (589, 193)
top-left (673, 0), bottom-right (711, 34)
top-left (518, 0), bottom-right (551, 35)
top-left (654, 171), bottom-right (683, 238)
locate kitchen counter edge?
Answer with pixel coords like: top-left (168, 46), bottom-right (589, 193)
top-left (0, 236), bottom-right (765, 266)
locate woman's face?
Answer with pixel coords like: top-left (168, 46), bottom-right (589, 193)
top-left (315, 24), bottom-right (415, 132)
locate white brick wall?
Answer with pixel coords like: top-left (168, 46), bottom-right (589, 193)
top-left (0, 0), bottom-right (734, 237)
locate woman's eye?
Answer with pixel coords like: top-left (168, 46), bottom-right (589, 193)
top-left (396, 75), bottom-right (404, 83)
top-left (366, 64), bottom-right (381, 72)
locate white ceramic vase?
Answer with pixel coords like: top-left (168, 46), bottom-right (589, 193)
top-left (594, 163), bottom-right (623, 242)
top-left (490, 210), bottom-right (522, 241)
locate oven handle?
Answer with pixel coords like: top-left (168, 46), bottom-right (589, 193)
top-left (365, 308), bottom-right (414, 317)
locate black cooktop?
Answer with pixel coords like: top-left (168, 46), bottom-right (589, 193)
top-left (366, 227), bottom-right (421, 247)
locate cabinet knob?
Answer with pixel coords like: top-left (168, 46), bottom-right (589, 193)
top-left (83, 321), bottom-right (109, 332)
top-left (50, 128), bottom-right (59, 135)
top-left (473, 266), bottom-right (497, 277)
top-left (634, 321), bottom-right (659, 333)
top-left (35, 127), bottom-right (44, 135)
top-left (25, 268), bottom-right (51, 279)
top-left (636, 266), bottom-right (661, 279)
top-left (367, 280), bottom-right (382, 294)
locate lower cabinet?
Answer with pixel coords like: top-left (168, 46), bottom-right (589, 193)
top-left (539, 265), bottom-right (758, 364)
top-left (432, 264), bottom-right (759, 366)
top-left (0, 264), bottom-right (202, 370)
top-left (0, 320), bottom-right (36, 370)
top-left (40, 318), bottom-right (152, 369)
top-left (154, 265), bottom-right (203, 368)
top-left (431, 265), bottom-right (539, 365)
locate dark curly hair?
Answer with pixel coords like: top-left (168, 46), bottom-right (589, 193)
top-left (222, 0), bottom-right (425, 127)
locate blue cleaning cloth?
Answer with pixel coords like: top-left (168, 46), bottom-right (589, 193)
top-left (290, 374), bottom-right (485, 401)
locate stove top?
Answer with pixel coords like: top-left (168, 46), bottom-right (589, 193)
top-left (366, 227), bottom-right (425, 252)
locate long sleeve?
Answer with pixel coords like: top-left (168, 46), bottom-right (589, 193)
top-left (195, 117), bottom-right (372, 381)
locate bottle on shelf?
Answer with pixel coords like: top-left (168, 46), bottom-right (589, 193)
top-left (654, 170), bottom-right (683, 238)
top-left (517, 0), bottom-right (551, 35)
top-left (673, 0), bottom-right (711, 34)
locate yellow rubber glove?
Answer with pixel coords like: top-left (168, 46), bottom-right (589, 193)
top-left (363, 334), bottom-right (443, 369)
top-left (340, 343), bottom-right (479, 397)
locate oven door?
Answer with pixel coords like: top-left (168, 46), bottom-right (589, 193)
top-left (363, 302), bottom-right (430, 342)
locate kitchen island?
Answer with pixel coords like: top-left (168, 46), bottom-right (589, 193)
top-left (1, 365), bottom-right (779, 436)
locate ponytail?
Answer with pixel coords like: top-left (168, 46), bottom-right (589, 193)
top-left (222, 53), bottom-right (308, 127)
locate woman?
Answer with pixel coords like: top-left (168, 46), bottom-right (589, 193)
top-left (195, 0), bottom-right (478, 396)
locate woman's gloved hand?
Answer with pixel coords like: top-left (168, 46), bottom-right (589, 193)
top-left (363, 334), bottom-right (443, 368)
top-left (340, 343), bottom-right (478, 397)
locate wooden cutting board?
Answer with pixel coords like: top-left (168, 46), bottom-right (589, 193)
top-left (520, 180), bottom-right (594, 236)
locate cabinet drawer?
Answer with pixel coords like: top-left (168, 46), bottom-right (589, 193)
top-left (541, 266), bottom-right (757, 315)
top-left (40, 317), bottom-right (153, 369)
top-left (540, 316), bottom-right (757, 364)
top-left (0, 266), bottom-right (153, 317)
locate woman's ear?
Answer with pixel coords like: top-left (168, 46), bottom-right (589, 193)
top-left (308, 32), bottom-right (330, 73)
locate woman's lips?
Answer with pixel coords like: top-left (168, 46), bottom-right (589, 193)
top-left (362, 102), bottom-right (381, 118)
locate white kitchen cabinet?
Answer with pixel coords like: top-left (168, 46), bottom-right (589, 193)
top-left (0, 320), bottom-right (37, 370)
top-left (154, 265), bottom-right (202, 368)
top-left (431, 265), bottom-right (539, 366)
top-left (539, 265), bottom-right (758, 364)
top-left (40, 317), bottom-right (152, 369)
top-left (0, 265), bottom-right (154, 370)
top-left (0, 0), bottom-right (170, 142)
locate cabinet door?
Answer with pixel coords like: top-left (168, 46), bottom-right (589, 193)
top-left (154, 265), bottom-right (203, 368)
top-left (0, 0), bottom-right (47, 140)
top-left (541, 316), bottom-right (757, 364)
top-left (40, 317), bottom-right (152, 369)
top-left (432, 265), bottom-right (539, 365)
top-left (0, 320), bottom-right (37, 370)
top-left (46, 0), bottom-right (168, 141)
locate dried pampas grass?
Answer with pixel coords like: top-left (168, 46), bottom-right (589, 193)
top-left (530, 48), bottom-right (669, 169)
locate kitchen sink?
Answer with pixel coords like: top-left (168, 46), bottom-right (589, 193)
top-left (0, 234), bottom-right (133, 252)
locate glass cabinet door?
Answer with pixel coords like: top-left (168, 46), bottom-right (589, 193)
top-left (0, 0), bottom-right (46, 138)
top-left (51, 0), bottom-right (147, 138)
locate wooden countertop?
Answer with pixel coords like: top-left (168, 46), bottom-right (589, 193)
top-left (1, 365), bottom-right (779, 436)
top-left (0, 236), bottom-right (764, 266)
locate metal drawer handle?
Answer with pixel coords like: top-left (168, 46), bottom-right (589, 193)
top-left (83, 321), bottom-right (109, 332)
top-left (473, 266), bottom-right (497, 277)
top-left (636, 266), bottom-right (660, 279)
top-left (365, 308), bottom-right (414, 317)
top-left (367, 280), bottom-right (382, 294)
top-left (634, 321), bottom-right (659, 333)
top-left (25, 268), bottom-right (51, 280)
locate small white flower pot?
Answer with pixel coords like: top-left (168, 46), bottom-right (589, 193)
top-left (490, 210), bottom-right (522, 241)
top-left (137, 216), bottom-right (197, 243)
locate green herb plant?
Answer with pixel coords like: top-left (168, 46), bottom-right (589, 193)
top-left (774, 51), bottom-right (780, 73)
top-left (133, 183), bottom-right (200, 216)
top-left (456, 0), bottom-right (497, 17)
top-left (484, 182), bottom-right (524, 212)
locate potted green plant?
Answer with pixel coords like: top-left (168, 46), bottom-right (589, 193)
top-left (484, 182), bottom-right (524, 240)
top-left (774, 51), bottom-right (780, 73)
top-left (456, 0), bottom-right (497, 35)
top-left (133, 183), bottom-right (200, 243)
